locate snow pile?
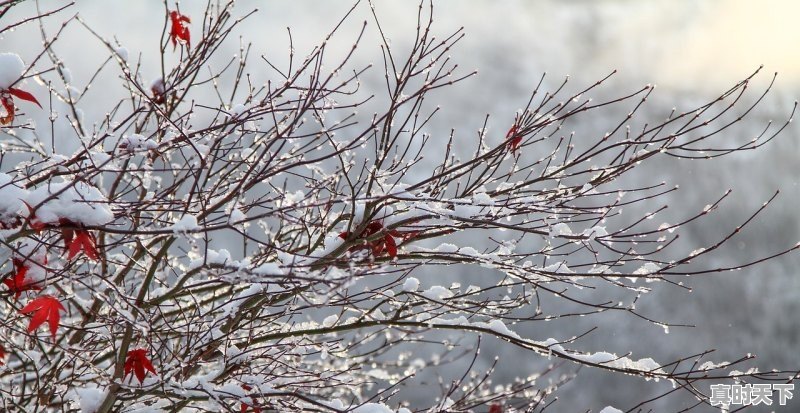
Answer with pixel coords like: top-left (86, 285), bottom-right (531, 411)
top-left (572, 351), bottom-right (663, 374)
top-left (402, 277), bottom-right (419, 292)
top-left (170, 214), bottom-right (199, 232)
top-left (428, 316), bottom-right (523, 340)
top-left (72, 384), bottom-right (108, 413)
top-left (150, 78), bottom-right (165, 95)
top-left (119, 134), bottom-right (158, 152)
top-left (421, 285), bottom-right (452, 300)
top-left (549, 222), bottom-right (573, 237)
top-left (227, 203), bottom-right (247, 224)
top-left (114, 46), bottom-right (129, 62)
top-left (252, 262), bottom-right (284, 276)
top-left (633, 262), bottom-right (661, 275)
top-left (0, 173), bottom-right (28, 225)
top-left (598, 407), bottom-right (623, 413)
top-left (0, 53), bottom-right (24, 89)
top-left (26, 180), bottom-right (113, 225)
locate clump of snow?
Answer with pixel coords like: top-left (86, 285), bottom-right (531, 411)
top-left (322, 314), bottom-right (338, 328)
top-left (402, 277), bottom-right (419, 292)
top-left (119, 134), bottom-right (158, 152)
top-left (114, 46), bottom-right (129, 62)
top-left (421, 285), bottom-right (452, 300)
top-left (232, 104), bottom-right (247, 117)
top-left (543, 261), bottom-right (573, 274)
top-left (73, 384), bottom-right (108, 413)
top-left (227, 203), bottom-right (246, 224)
top-left (539, 338), bottom-right (565, 354)
top-left (582, 226), bottom-right (608, 240)
top-left (0, 53), bottom-right (25, 89)
top-left (549, 222), bottom-right (572, 237)
top-left (170, 214), bottom-right (199, 233)
top-left (189, 248), bottom-right (235, 270)
top-left (633, 262), bottom-right (660, 275)
top-left (352, 403), bottom-right (403, 413)
top-left (252, 262), bottom-right (284, 276)
top-left (26, 180), bottom-right (114, 226)
top-left (150, 78), bottom-right (165, 95)
top-left (0, 173), bottom-right (29, 224)
top-left (434, 243), bottom-right (459, 253)
top-left (599, 407), bottom-right (623, 413)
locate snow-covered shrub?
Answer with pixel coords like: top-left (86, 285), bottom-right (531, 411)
top-left (0, 2), bottom-right (796, 412)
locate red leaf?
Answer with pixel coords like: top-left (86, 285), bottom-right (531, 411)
top-left (124, 348), bottom-right (158, 384)
top-left (506, 125), bottom-right (522, 153)
top-left (338, 231), bottom-right (350, 240)
top-left (0, 344), bottom-right (5, 365)
top-left (4, 259), bottom-right (42, 301)
top-left (489, 404), bottom-right (503, 413)
top-left (384, 234), bottom-right (397, 258)
top-left (169, 11), bottom-right (192, 50)
top-left (6, 87), bottom-right (41, 108)
top-left (0, 94), bottom-right (13, 125)
top-left (20, 295), bottom-right (65, 339)
top-left (21, 201), bottom-right (46, 232)
top-left (66, 229), bottom-right (99, 261)
top-left (240, 385), bottom-right (262, 413)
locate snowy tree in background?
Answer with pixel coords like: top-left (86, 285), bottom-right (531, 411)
top-left (0, 1), bottom-right (797, 412)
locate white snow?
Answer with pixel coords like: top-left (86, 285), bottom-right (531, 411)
top-left (322, 315), bottom-right (338, 328)
top-left (14, 241), bottom-right (48, 285)
top-left (582, 226), bottom-right (608, 239)
top-left (402, 277), bottom-right (419, 292)
top-left (252, 262), bottom-right (284, 275)
top-left (0, 173), bottom-right (29, 224)
top-left (549, 222), bottom-right (573, 237)
top-left (228, 204), bottom-right (246, 224)
top-left (633, 262), bottom-right (660, 275)
top-left (232, 104), bottom-right (247, 116)
top-left (170, 214), bottom-right (199, 232)
top-left (0, 53), bottom-right (25, 89)
top-left (26, 180), bottom-right (114, 226)
top-left (119, 134), bottom-right (158, 152)
top-left (352, 403), bottom-right (396, 413)
top-left (434, 243), bottom-right (459, 253)
top-left (73, 384), bottom-right (108, 413)
top-left (421, 285), bottom-right (453, 300)
top-left (114, 47), bottom-right (129, 62)
top-left (150, 78), bottom-right (165, 95)
top-left (599, 407), bottom-right (623, 413)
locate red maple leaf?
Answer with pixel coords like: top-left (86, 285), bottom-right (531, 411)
top-left (506, 125), bottom-right (522, 153)
top-left (339, 220), bottom-right (411, 258)
top-left (240, 384), bottom-right (262, 413)
top-left (4, 258), bottom-right (43, 300)
top-left (169, 11), bottom-right (191, 50)
top-left (67, 230), bottom-right (99, 261)
top-left (20, 295), bottom-right (65, 339)
top-left (384, 233), bottom-right (397, 258)
top-left (0, 87), bottom-right (41, 125)
top-left (58, 219), bottom-right (99, 261)
top-left (21, 201), bottom-right (46, 232)
top-left (0, 344), bottom-right (6, 365)
top-left (124, 348), bottom-right (158, 384)
top-left (488, 403), bottom-right (503, 413)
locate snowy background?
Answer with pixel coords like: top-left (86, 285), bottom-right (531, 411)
top-left (2, 0), bottom-right (799, 411)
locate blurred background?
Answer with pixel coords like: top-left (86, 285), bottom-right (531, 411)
top-left (3, 0), bottom-right (799, 411)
